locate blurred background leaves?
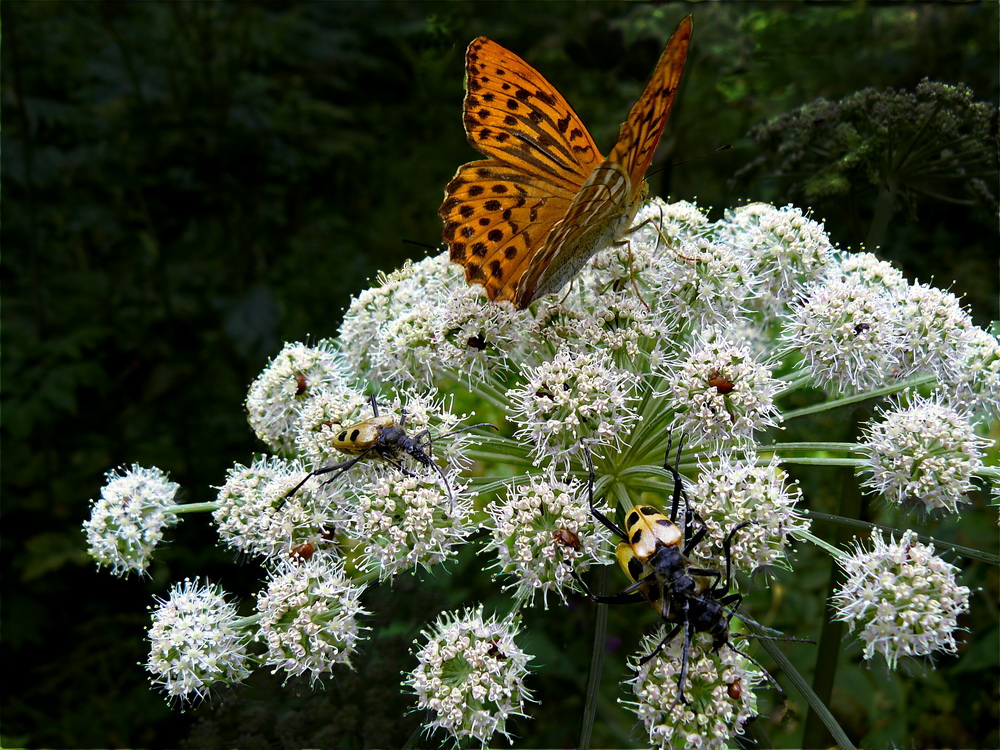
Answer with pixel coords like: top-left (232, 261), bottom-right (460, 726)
top-left (2, 1), bottom-right (996, 747)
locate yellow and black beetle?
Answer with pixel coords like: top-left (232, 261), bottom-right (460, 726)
top-left (574, 438), bottom-right (807, 704)
top-left (287, 394), bottom-right (496, 507)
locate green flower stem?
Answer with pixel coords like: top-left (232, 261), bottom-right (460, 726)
top-left (168, 502), bottom-right (219, 514)
top-left (757, 441), bottom-right (858, 454)
top-left (781, 374), bottom-right (935, 421)
top-left (754, 630), bottom-right (856, 750)
top-left (578, 564), bottom-right (610, 750)
top-left (802, 463), bottom-right (861, 748)
top-left (775, 369), bottom-right (817, 392)
top-left (804, 510), bottom-right (1000, 566)
top-left (790, 528), bottom-right (848, 561)
top-left (466, 374), bottom-right (516, 411)
top-left (777, 457), bottom-right (864, 468)
top-left (232, 614), bottom-right (263, 629)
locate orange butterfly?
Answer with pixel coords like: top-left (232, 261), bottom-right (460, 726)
top-left (439, 16), bottom-right (692, 310)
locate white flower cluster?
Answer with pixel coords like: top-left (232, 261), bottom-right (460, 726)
top-left (404, 606), bottom-right (533, 747)
top-left (507, 347), bottom-right (641, 469)
top-left (256, 552), bottom-right (369, 684)
top-left (661, 326), bottom-right (781, 448)
top-left (857, 395), bottom-right (990, 514)
top-left (84, 465), bottom-right (181, 576)
top-left (688, 453), bottom-right (808, 573)
top-left (146, 578), bottom-right (253, 702)
top-left (626, 629), bottom-right (763, 750)
top-left (832, 529), bottom-right (970, 669)
top-left (213, 455), bottom-right (344, 560)
top-left (788, 250), bottom-right (998, 411)
top-left (484, 473), bottom-right (610, 606)
top-left (347, 469), bottom-right (474, 579)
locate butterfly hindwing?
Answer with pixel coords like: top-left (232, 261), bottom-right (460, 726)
top-left (441, 158), bottom-right (573, 303)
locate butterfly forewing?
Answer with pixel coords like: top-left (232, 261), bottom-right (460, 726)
top-left (462, 37), bottom-right (603, 191)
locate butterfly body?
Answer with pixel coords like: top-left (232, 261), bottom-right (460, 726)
top-left (440, 17), bottom-right (692, 309)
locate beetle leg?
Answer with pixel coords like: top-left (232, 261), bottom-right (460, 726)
top-left (583, 446), bottom-right (629, 542)
top-left (571, 567), bottom-right (647, 606)
top-left (283, 449), bottom-right (374, 500)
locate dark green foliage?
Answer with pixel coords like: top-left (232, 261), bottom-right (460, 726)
top-left (2, 2), bottom-right (996, 748)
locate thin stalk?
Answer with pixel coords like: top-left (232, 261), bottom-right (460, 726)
top-left (781, 375), bottom-right (934, 421)
top-left (804, 510), bottom-right (1000, 566)
top-left (802, 463), bottom-right (861, 748)
top-left (578, 564), bottom-right (610, 750)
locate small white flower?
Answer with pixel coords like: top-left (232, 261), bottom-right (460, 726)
top-left (146, 578), bottom-right (253, 703)
top-left (213, 455), bottom-right (345, 561)
top-left (483, 473), bottom-right (609, 606)
top-left (404, 606), bottom-right (533, 748)
top-left (689, 452), bottom-right (808, 573)
top-left (785, 275), bottom-right (901, 394)
top-left (84, 465), bottom-right (181, 576)
top-left (832, 529), bottom-right (970, 669)
top-left (661, 327), bottom-right (781, 448)
top-left (857, 395), bottom-right (988, 513)
top-left (625, 628), bottom-right (764, 750)
top-left (507, 347), bottom-right (640, 469)
top-left (256, 552), bottom-right (369, 684)
top-left (246, 340), bottom-right (354, 454)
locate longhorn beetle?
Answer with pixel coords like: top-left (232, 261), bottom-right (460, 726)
top-left (574, 439), bottom-right (808, 705)
top-left (286, 394), bottom-right (496, 508)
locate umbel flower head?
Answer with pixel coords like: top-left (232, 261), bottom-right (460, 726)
top-left (483, 472), bottom-right (610, 606)
top-left (832, 528), bottom-right (970, 670)
top-left (856, 394), bottom-right (990, 514)
top-left (255, 552), bottom-right (369, 684)
top-left (84, 464), bottom-right (181, 576)
top-left (89, 185), bottom-right (997, 747)
top-left (404, 606), bottom-right (534, 748)
top-left (146, 578), bottom-right (253, 703)
top-left (625, 628), bottom-right (764, 750)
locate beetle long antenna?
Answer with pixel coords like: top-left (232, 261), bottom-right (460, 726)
top-left (428, 455), bottom-right (456, 512)
top-left (426, 422), bottom-right (498, 443)
top-left (725, 606), bottom-right (814, 644)
top-left (725, 640), bottom-right (786, 694)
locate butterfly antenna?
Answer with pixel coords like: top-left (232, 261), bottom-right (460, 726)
top-left (646, 144), bottom-right (733, 179)
top-left (402, 239), bottom-right (442, 253)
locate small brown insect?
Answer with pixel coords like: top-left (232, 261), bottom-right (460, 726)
top-left (467, 334), bottom-right (488, 350)
top-left (727, 678), bottom-right (742, 700)
top-left (294, 373), bottom-right (308, 396)
top-left (291, 542), bottom-right (315, 561)
top-left (552, 528), bottom-right (581, 550)
top-left (707, 371), bottom-right (735, 395)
